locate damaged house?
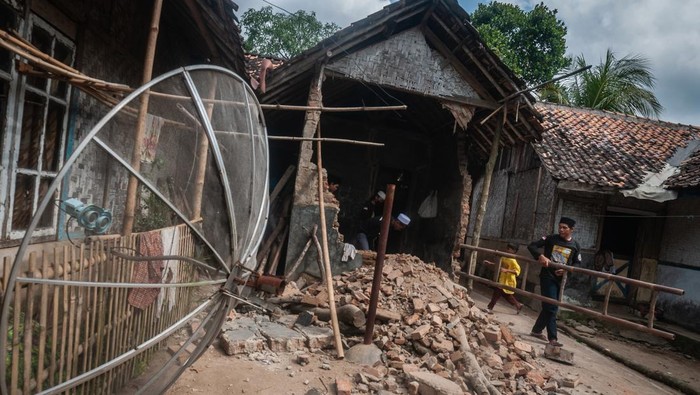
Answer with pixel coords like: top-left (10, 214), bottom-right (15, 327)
top-left (468, 102), bottom-right (700, 332)
top-left (252, 0), bottom-right (545, 278)
top-left (0, 0), bottom-right (251, 392)
top-left (0, 0), bottom-right (246, 245)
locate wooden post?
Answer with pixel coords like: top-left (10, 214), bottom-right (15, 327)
top-left (122, 0), bottom-right (164, 235)
top-left (467, 103), bottom-right (506, 289)
top-left (364, 184), bottom-right (396, 345)
top-left (316, 126), bottom-right (344, 359)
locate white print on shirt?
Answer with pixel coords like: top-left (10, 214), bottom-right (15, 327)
top-left (551, 245), bottom-right (572, 264)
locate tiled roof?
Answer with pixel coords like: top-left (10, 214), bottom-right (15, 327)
top-left (533, 103), bottom-right (700, 189)
top-left (669, 147), bottom-right (700, 187)
top-left (244, 54), bottom-right (285, 83)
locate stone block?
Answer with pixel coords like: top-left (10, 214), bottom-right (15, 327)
top-left (219, 328), bottom-right (265, 355)
top-left (410, 324), bottom-right (431, 340)
top-left (296, 324), bottom-right (334, 349)
top-left (562, 374), bottom-right (580, 388)
top-left (544, 344), bottom-right (574, 365)
top-left (449, 350), bottom-right (464, 363)
top-left (484, 327), bottom-right (501, 343)
top-left (258, 321), bottom-right (307, 352)
top-left (406, 371), bottom-right (462, 395)
top-left (513, 340), bottom-right (533, 354)
top-left (526, 370), bottom-right (546, 387)
top-left (431, 339), bottom-right (454, 353)
top-left (336, 378), bottom-right (353, 395)
top-left (500, 325), bottom-right (515, 344)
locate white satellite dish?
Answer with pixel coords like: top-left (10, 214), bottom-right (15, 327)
top-left (0, 65), bottom-right (269, 394)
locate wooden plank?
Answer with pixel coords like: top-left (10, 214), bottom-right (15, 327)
top-left (23, 253), bottom-right (36, 393)
top-left (58, 246), bottom-right (69, 384)
top-left (65, 246), bottom-right (77, 380)
top-left (37, 252), bottom-right (49, 392)
top-left (11, 279), bottom-right (21, 395)
top-left (269, 165), bottom-right (296, 205)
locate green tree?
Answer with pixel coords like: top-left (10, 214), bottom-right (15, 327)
top-left (471, 1), bottom-right (570, 86)
top-left (240, 6), bottom-right (339, 59)
top-left (550, 49), bottom-right (663, 118)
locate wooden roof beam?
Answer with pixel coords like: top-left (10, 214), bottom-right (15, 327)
top-left (428, 14), bottom-right (507, 97)
top-left (184, 0), bottom-right (219, 59)
top-left (323, 69), bottom-right (498, 110)
top-left (420, 26), bottom-right (496, 104)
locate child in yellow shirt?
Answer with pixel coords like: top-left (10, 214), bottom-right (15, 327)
top-left (486, 243), bottom-right (523, 314)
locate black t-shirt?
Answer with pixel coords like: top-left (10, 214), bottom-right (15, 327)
top-left (527, 234), bottom-right (582, 282)
top-left (360, 199), bottom-right (383, 220)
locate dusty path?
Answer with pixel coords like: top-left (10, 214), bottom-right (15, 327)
top-left (164, 286), bottom-right (698, 395)
top-left (471, 286), bottom-right (698, 395)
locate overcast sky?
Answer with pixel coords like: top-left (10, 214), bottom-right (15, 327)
top-left (234, 0), bottom-right (700, 126)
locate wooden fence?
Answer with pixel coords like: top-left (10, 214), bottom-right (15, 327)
top-left (0, 224), bottom-right (199, 394)
top-left (460, 244), bottom-right (685, 339)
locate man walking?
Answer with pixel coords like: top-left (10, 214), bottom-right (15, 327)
top-left (527, 217), bottom-right (581, 347)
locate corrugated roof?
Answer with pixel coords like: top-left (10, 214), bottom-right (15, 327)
top-left (533, 103), bottom-right (700, 189)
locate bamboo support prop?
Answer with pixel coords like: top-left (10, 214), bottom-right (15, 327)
top-left (191, 77), bottom-right (218, 221)
top-left (122, 0), bottom-right (164, 235)
top-left (315, 126), bottom-right (344, 358)
top-left (466, 103), bottom-right (506, 289)
top-left (268, 136), bottom-right (384, 146)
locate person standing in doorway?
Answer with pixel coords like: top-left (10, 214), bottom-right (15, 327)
top-left (527, 217), bottom-right (581, 347)
top-left (360, 190), bottom-right (386, 220)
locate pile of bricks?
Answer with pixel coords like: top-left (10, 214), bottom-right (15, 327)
top-left (297, 253), bottom-right (559, 394)
top-left (223, 253), bottom-right (582, 394)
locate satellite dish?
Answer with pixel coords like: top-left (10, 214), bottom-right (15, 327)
top-left (0, 65), bottom-right (269, 394)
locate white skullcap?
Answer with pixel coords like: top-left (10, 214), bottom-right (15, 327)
top-left (397, 213), bottom-right (411, 226)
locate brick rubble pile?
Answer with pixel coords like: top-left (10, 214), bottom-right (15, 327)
top-left (223, 253), bottom-right (582, 394)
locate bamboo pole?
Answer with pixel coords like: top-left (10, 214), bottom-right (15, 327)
top-left (37, 252), bottom-right (49, 392)
top-left (2, 256), bottom-right (10, 300)
top-left (261, 103), bottom-right (407, 112)
top-left (49, 248), bottom-right (59, 388)
top-left (58, 247), bottom-right (69, 384)
top-left (459, 270), bottom-right (676, 340)
top-left (22, 254), bottom-right (36, 394)
top-left (467, 103), bottom-right (506, 289)
top-left (0, 30), bottom-right (131, 91)
top-left (66, 247), bottom-right (77, 380)
top-left (461, 244), bottom-right (684, 296)
top-left (122, 0), bottom-right (164, 235)
top-left (268, 136), bottom-right (384, 146)
top-left (11, 279), bottom-right (20, 395)
top-left (86, 240), bottom-right (99, 393)
top-left (191, 76), bottom-right (218, 220)
top-left (315, 127), bottom-right (344, 359)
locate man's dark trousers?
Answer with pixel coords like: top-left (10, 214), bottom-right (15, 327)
top-left (532, 275), bottom-right (559, 340)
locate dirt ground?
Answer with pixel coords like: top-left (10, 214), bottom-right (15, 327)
top-left (164, 285), bottom-right (700, 395)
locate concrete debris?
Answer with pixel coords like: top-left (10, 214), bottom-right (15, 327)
top-left (544, 343), bottom-right (575, 365)
top-left (220, 253), bottom-right (579, 394)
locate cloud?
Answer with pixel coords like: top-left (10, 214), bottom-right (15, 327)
top-left (464, 0), bottom-right (700, 125)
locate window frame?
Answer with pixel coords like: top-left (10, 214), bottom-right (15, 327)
top-left (0, 14), bottom-right (75, 240)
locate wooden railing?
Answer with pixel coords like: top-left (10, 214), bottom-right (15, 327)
top-left (0, 224), bottom-right (199, 394)
top-left (459, 244), bottom-right (685, 340)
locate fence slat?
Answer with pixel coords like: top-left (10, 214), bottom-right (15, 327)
top-left (37, 251), bottom-right (49, 392)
